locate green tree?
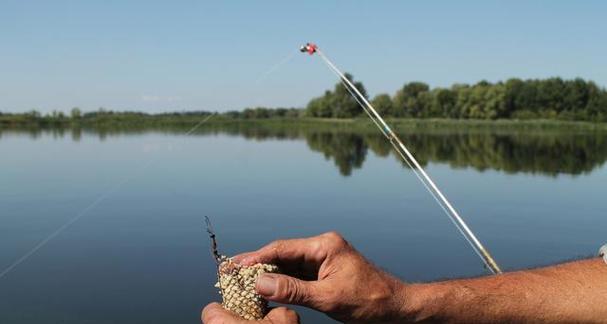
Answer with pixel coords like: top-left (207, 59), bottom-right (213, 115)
top-left (585, 82), bottom-right (607, 121)
top-left (431, 88), bottom-right (458, 118)
top-left (70, 107), bottom-right (82, 120)
top-left (371, 94), bottom-right (393, 116)
top-left (305, 73), bottom-right (367, 118)
top-left (393, 82), bottom-right (430, 117)
top-left (562, 78), bottom-right (590, 116)
top-left (306, 92), bottom-right (332, 118)
top-left (331, 73), bottom-right (367, 118)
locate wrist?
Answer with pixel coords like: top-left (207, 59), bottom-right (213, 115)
top-left (398, 282), bottom-right (450, 323)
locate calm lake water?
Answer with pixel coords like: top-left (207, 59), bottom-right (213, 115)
top-left (1, 123), bottom-right (606, 323)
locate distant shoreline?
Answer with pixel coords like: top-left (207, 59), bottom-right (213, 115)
top-left (2, 116), bottom-right (607, 133)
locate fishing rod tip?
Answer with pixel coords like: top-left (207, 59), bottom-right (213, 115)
top-left (299, 43), bottom-right (317, 55)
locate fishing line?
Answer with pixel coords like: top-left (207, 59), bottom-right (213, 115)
top-left (310, 46), bottom-right (502, 274)
top-left (0, 114), bottom-right (214, 280)
top-left (254, 50), bottom-right (297, 85)
top-left (246, 50), bottom-right (299, 111)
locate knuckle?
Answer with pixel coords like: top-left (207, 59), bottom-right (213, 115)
top-left (279, 278), bottom-right (303, 304)
top-left (269, 239), bottom-right (286, 252)
top-left (322, 231), bottom-right (348, 248)
top-left (274, 239), bottom-right (287, 248)
top-left (259, 240), bottom-right (286, 261)
top-left (323, 231), bottom-right (342, 240)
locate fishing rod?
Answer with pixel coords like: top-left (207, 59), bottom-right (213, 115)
top-left (300, 43), bottom-right (502, 275)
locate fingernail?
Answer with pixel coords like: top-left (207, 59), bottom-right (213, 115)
top-left (231, 254), bottom-right (245, 263)
top-left (256, 274), bottom-right (277, 296)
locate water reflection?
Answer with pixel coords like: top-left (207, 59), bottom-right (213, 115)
top-left (307, 132), bottom-right (367, 176)
top-left (2, 123), bottom-right (606, 176)
top-left (306, 131), bottom-right (607, 176)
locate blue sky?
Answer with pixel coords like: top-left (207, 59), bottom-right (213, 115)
top-left (1, 1), bottom-right (605, 113)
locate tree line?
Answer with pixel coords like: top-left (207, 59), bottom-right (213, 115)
top-left (0, 107), bottom-right (306, 127)
top-left (2, 75), bottom-right (606, 125)
top-left (306, 75), bottom-right (607, 121)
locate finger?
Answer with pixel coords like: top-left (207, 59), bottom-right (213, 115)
top-left (234, 235), bottom-right (328, 267)
top-left (265, 307), bottom-right (300, 324)
top-left (202, 302), bottom-right (297, 324)
top-left (201, 303), bottom-right (248, 324)
top-left (233, 237), bottom-right (319, 265)
top-left (256, 273), bottom-right (322, 309)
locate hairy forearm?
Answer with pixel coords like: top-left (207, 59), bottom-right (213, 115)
top-left (401, 258), bottom-right (607, 323)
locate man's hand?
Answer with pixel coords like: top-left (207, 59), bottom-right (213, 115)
top-left (201, 303), bottom-right (299, 324)
top-left (203, 232), bottom-right (607, 323)
top-left (233, 232), bottom-right (408, 323)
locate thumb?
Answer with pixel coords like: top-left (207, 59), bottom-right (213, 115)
top-left (256, 273), bottom-right (320, 308)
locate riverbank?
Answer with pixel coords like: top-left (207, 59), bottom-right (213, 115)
top-left (265, 117), bottom-right (607, 132)
top-left (2, 115), bottom-right (607, 134)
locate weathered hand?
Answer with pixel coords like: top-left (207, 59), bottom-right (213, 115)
top-left (202, 303), bottom-right (299, 324)
top-left (208, 233), bottom-right (607, 324)
top-left (233, 232), bottom-right (408, 323)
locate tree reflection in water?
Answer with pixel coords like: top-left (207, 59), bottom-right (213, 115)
top-left (2, 123), bottom-right (606, 177)
top-left (305, 131), bottom-right (607, 176)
